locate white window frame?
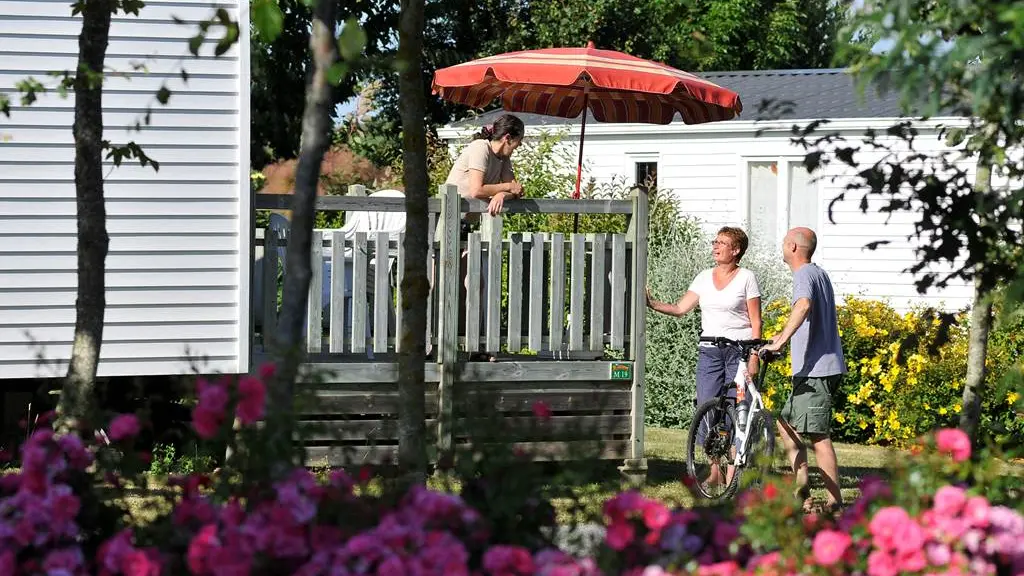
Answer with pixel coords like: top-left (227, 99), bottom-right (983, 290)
top-left (624, 152), bottom-right (660, 191)
top-left (737, 156), bottom-right (823, 253)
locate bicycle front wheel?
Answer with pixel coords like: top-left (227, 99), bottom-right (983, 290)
top-left (686, 398), bottom-right (737, 501)
top-left (740, 409), bottom-right (777, 490)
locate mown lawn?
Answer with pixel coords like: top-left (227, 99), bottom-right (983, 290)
top-left (77, 426), bottom-right (1024, 526)
top-left (549, 426), bottom-right (902, 523)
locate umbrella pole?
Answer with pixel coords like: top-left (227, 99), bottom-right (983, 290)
top-left (572, 93), bottom-right (588, 234)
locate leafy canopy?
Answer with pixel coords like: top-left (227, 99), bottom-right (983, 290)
top-left (791, 0), bottom-right (1024, 293)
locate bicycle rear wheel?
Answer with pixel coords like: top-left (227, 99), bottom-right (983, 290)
top-left (686, 398), bottom-right (737, 501)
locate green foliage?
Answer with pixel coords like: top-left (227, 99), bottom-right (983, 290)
top-left (147, 442), bottom-right (216, 476)
top-left (643, 218), bottom-right (792, 429)
top-left (276, 0), bottom-right (850, 167)
top-left (251, 0), bottom-right (284, 43)
top-left (248, 0), bottom-right (379, 169)
top-left (758, 294), bottom-right (1024, 449)
top-left (336, 114), bottom-right (404, 170)
top-left (793, 0), bottom-right (1024, 293)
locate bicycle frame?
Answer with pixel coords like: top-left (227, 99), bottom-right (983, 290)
top-left (732, 361), bottom-right (766, 467)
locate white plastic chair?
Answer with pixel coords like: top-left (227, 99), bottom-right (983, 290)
top-left (323, 190), bottom-right (406, 356)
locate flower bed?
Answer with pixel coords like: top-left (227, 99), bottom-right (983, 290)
top-left (2, 365), bottom-right (1021, 575)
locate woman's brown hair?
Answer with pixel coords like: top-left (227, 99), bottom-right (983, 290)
top-left (717, 226), bottom-right (749, 261)
top-left (472, 113), bottom-right (525, 142)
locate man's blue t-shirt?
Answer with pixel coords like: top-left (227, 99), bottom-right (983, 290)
top-left (790, 263), bottom-right (847, 378)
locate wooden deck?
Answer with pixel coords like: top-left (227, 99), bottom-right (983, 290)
top-left (251, 184), bottom-right (649, 472)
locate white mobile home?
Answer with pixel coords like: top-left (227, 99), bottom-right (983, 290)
top-left (1, 0), bottom-right (251, 380)
top-left (438, 68), bottom-right (976, 312)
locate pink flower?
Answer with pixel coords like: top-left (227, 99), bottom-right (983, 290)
top-left (187, 524), bottom-right (220, 574)
top-left (963, 496), bottom-right (990, 528)
top-left (812, 530), bottom-right (852, 566)
top-left (42, 547), bottom-right (85, 576)
top-left (122, 549), bottom-right (162, 576)
top-left (933, 485), bottom-right (967, 518)
top-left (897, 549), bottom-right (927, 573)
top-left (926, 542), bottom-right (952, 566)
top-left (258, 361), bottom-right (277, 381)
top-left (192, 381), bottom-right (229, 439)
top-left (935, 428), bottom-right (971, 462)
top-left (641, 500), bottom-right (670, 530)
top-left (236, 376), bottom-right (266, 425)
top-left (606, 521), bottom-right (636, 550)
top-left (532, 401), bottom-right (552, 421)
top-left (197, 378), bottom-right (229, 413)
top-left (108, 414), bottom-right (141, 442)
top-left (0, 552), bottom-right (15, 575)
top-left (869, 506), bottom-right (912, 551)
top-left (192, 407), bottom-right (221, 439)
top-left (867, 550), bottom-right (899, 576)
top-left (483, 545), bottom-right (535, 575)
top-left (98, 529), bottom-right (135, 573)
top-left (696, 561), bottom-right (740, 575)
top-left (893, 519), bottom-right (927, 557)
top-left (712, 522), bottom-right (739, 551)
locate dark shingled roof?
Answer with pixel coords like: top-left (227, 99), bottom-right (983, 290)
top-left (448, 68), bottom-right (909, 128)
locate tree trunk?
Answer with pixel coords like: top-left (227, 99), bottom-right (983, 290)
top-left (267, 0), bottom-right (338, 465)
top-left (57, 0), bottom-right (114, 435)
top-left (396, 0), bottom-right (429, 485)
top-left (960, 162), bottom-right (993, 448)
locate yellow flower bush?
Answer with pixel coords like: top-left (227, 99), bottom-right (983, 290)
top-left (761, 295), bottom-right (1024, 447)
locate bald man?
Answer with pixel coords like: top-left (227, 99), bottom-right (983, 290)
top-left (762, 227), bottom-right (846, 514)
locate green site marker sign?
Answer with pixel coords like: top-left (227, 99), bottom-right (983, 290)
top-left (610, 362), bottom-right (632, 381)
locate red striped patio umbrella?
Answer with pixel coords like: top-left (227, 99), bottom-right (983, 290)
top-left (432, 41), bottom-right (743, 204)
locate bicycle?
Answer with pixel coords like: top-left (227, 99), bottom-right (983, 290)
top-left (685, 337), bottom-right (779, 500)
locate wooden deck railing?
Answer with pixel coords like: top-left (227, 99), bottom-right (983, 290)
top-left (251, 184), bottom-right (650, 471)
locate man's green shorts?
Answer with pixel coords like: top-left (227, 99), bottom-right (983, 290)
top-left (779, 375), bottom-right (843, 436)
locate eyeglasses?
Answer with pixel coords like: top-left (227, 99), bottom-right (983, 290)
top-left (711, 240), bottom-right (734, 248)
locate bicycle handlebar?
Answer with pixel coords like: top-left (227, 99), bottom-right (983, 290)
top-left (698, 337), bottom-right (779, 360)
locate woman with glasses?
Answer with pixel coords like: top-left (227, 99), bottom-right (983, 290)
top-left (646, 226), bottom-right (763, 489)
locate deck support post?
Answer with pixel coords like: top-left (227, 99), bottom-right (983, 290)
top-left (435, 184), bottom-right (460, 457)
top-left (622, 186), bottom-right (650, 482)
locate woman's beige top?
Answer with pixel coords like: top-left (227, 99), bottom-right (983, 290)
top-left (445, 138), bottom-right (514, 200)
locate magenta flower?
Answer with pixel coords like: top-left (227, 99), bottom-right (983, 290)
top-left (192, 379), bottom-right (229, 439)
top-left (42, 547), bottom-right (85, 575)
top-left (867, 550), bottom-right (899, 576)
top-left (108, 413), bottom-right (141, 442)
top-left (258, 361), bottom-right (277, 381)
top-left (236, 375), bottom-right (267, 425)
top-left (869, 506), bottom-right (912, 551)
top-left (483, 545), bottom-right (535, 575)
top-left (641, 500), bottom-right (670, 531)
top-left (606, 521), bottom-right (636, 551)
top-left (963, 496), bottom-right (991, 528)
top-left (532, 400), bottom-right (553, 421)
top-left (933, 485), bottom-right (967, 518)
top-left (812, 529), bottom-right (852, 566)
top-left (695, 561), bottom-right (739, 575)
top-left (935, 428), bottom-right (971, 462)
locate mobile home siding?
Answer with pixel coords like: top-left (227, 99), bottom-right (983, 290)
top-left (441, 120), bottom-right (975, 312)
top-left (0, 0), bottom-right (250, 379)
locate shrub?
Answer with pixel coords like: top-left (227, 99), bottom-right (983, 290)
top-left (644, 221), bottom-right (792, 428)
top-left (1, 377), bottom-right (1021, 576)
top-left (761, 294), bottom-right (1024, 447)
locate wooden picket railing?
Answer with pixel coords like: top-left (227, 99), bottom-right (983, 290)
top-left (251, 184), bottom-right (650, 473)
